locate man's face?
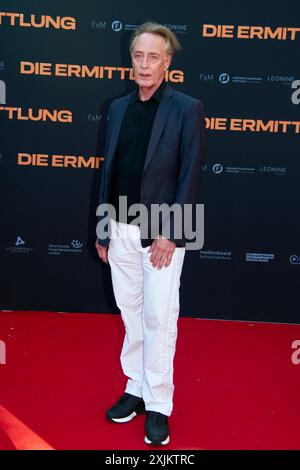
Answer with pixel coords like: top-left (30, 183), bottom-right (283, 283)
top-left (131, 33), bottom-right (171, 89)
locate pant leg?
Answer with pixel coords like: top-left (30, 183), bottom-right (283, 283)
top-left (107, 219), bottom-right (144, 398)
top-left (139, 242), bottom-right (186, 417)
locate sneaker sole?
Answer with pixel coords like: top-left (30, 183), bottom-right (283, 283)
top-left (108, 408), bottom-right (145, 423)
top-left (144, 435), bottom-right (170, 446)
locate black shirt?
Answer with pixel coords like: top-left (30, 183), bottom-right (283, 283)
top-left (108, 78), bottom-right (167, 224)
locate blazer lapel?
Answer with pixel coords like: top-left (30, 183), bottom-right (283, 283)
top-left (105, 92), bottom-right (133, 174)
top-left (105, 84), bottom-right (174, 177)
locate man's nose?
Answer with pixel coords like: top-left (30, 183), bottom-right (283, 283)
top-left (141, 57), bottom-right (149, 68)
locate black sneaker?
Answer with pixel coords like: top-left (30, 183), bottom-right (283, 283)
top-left (144, 411), bottom-right (170, 445)
top-left (106, 393), bottom-right (145, 423)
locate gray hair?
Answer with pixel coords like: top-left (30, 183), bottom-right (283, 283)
top-left (129, 22), bottom-right (182, 59)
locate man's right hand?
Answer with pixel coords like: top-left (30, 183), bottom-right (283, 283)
top-left (95, 239), bottom-right (109, 264)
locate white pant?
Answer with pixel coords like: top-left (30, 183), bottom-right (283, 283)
top-left (107, 218), bottom-right (186, 416)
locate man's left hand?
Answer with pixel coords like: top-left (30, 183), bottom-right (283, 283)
top-left (148, 235), bottom-right (176, 269)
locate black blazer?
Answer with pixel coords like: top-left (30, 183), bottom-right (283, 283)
top-left (97, 83), bottom-right (205, 247)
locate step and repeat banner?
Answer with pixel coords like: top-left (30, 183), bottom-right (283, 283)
top-left (0, 1), bottom-right (299, 322)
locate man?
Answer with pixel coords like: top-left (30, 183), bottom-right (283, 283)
top-left (95, 22), bottom-right (205, 446)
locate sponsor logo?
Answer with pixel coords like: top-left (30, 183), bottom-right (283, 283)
top-left (48, 240), bottom-right (84, 255)
top-left (199, 250), bottom-right (232, 261)
top-left (246, 253), bottom-right (275, 262)
top-left (111, 20), bottom-right (122, 32)
top-left (6, 236), bottom-right (33, 254)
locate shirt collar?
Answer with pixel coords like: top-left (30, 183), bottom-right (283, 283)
top-left (131, 78), bottom-right (167, 104)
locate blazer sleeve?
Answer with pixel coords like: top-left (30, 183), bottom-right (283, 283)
top-left (96, 103), bottom-right (113, 247)
top-left (160, 99), bottom-right (205, 246)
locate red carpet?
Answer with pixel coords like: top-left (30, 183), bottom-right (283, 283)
top-left (0, 310), bottom-right (299, 450)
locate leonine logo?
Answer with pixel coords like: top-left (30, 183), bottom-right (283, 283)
top-left (0, 12), bottom-right (76, 29)
top-left (202, 24), bottom-right (300, 40)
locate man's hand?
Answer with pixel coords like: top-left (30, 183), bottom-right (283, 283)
top-left (95, 239), bottom-right (109, 264)
top-left (148, 235), bottom-right (176, 269)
